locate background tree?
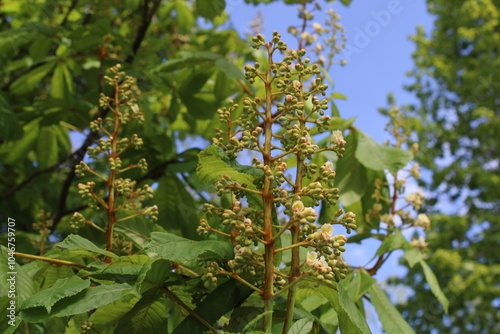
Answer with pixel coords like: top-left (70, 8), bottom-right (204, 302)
top-left (0, 0), bottom-right (251, 240)
top-left (387, 0), bottom-right (500, 332)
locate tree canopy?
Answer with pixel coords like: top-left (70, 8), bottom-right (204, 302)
top-left (387, 0), bottom-right (500, 332)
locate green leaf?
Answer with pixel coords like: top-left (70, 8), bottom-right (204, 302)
top-left (214, 69), bottom-right (232, 102)
top-left (115, 218), bottom-right (162, 249)
top-left (331, 92), bottom-right (348, 100)
top-left (340, 0), bottom-right (352, 5)
top-left (0, 119), bottom-right (40, 165)
top-left (375, 231), bottom-right (408, 256)
top-left (155, 174), bottom-right (199, 239)
top-left (20, 276), bottom-right (90, 313)
top-left (154, 51), bottom-right (217, 72)
top-left (21, 283), bottom-right (134, 322)
top-left (55, 234), bottom-right (118, 259)
top-left (420, 261), bottom-right (449, 313)
top-left (36, 126), bottom-right (58, 168)
top-left (196, 0), bottom-right (226, 20)
top-left (346, 232), bottom-right (373, 244)
top-left (146, 232), bottom-right (234, 262)
top-left (369, 282), bottom-right (415, 334)
top-left (215, 57), bottom-right (245, 79)
top-left (242, 310), bottom-right (273, 332)
top-left (30, 260), bottom-right (75, 290)
top-left (359, 168), bottom-right (391, 229)
top-left (317, 284), bottom-right (372, 334)
top-left (29, 35), bottom-right (52, 62)
top-left (53, 283), bottom-right (134, 317)
top-left (336, 284), bottom-right (372, 334)
top-left (0, 246), bottom-right (36, 333)
top-left (197, 144), bottom-right (263, 207)
top-left (50, 61), bottom-right (74, 100)
top-left (97, 255), bottom-right (151, 279)
top-left (172, 1), bottom-right (195, 34)
top-left (10, 61), bottom-right (56, 95)
top-left (344, 199), bottom-right (365, 228)
top-left (136, 259), bottom-right (173, 294)
top-left (336, 130), bottom-right (367, 206)
top-left (288, 318), bottom-right (314, 334)
top-left (172, 279), bottom-right (253, 334)
top-left (154, 51), bottom-right (242, 80)
top-left (403, 249), bottom-right (425, 268)
top-left (116, 289), bottom-right (168, 334)
top-left (0, 97), bottom-right (23, 142)
top-left (356, 130), bottom-right (413, 173)
top-left (346, 269), bottom-right (376, 302)
top-left (88, 293), bottom-right (141, 326)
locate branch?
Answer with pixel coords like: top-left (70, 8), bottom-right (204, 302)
top-left (125, 0), bottom-right (162, 64)
top-left (160, 286), bottom-right (218, 334)
top-left (60, 0), bottom-right (79, 27)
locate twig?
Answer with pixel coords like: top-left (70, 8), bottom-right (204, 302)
top-left (13, 251), bottom-right (88, 269)
top-left (160, 286), bottom-right (218, 334)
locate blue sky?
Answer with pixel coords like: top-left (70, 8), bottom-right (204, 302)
top-left (228, 0), bottom-right (434, 142)
top-left (227, 1), bottom-right (435, 332)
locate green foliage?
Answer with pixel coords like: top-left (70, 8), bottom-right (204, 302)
top-left (0, 0), bottom-right (449, 333)
top-left (369, 283), bottom-right (415, 334)
top-left (384, 1), bottom-right (500, 332)
top-left (146, 232), bottom-right (234, 262)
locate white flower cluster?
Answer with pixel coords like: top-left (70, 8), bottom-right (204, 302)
top-left (292, 200), bottom-right (318, 223)
top-left (414, 213), bottom-right (431, 230)
top-left (406, 189), bottom-right (425, 210)
top-left (410, 236), bottom-right (428, 249)
top-left (331, 130), bottom-right (346, 147)
top-left (306, 251), bottom-right (332, 273)
top-left (308, 223), bottom-right (336, 242)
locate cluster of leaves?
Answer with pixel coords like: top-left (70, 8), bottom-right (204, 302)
top-left (0, 1), bottom-right (454, 333)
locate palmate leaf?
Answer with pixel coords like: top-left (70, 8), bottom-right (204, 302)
top-left (420, 260), bottom-right (449, 314)
top-left (9, 61), bottom-right (56, 95)
top-left (197, 144), bottom-right (263, 207)
top-left (355, 130), bottom-right (413, 174)
top-left (136, 258), bottom-right (175, 294)
top-left (196, 0), bottom-right (225, 20)
top-left (172, 279), bottom-right (253, 334)
top-left (88, 293), bottom-right (141, 327)
top-left (50, 61), bottom-right (74, 101)
top-left (334, 284), bottom-right (372, 334)
top-left (0, 119), bottom-right (40, 165)
top-left (104, 255), bottom-right (151, 271)
top-left (346, 269), bottom-right (375, 302)
top-left (146, 232), bottom-right (234, 262)
top-left (336, 130), bottom-right (367, 206)
top-left (155, 174), bottom-right (200, 239)
top-left (375, 231), bottom-right (409, 256)
top-left (369, 282), bottom-right (415, 334)
top-left (20, 275), bottom-right (90, 313)
top-left (116, 289), bottom-right (168, 334)
top-left (154, 50), bottom-right (244, 80)
top-left (403, 248), bottom-right (425, 268)
top-left (287, 318), bottom-right (314, 334)
top-left (402, 250), bottom-right (449, 314)
top-left (0, 246), bottom-right (36, 333)
top-left (303, 283), bottom-right (371, 334)
top-left (197, 144), bottom-right (263, 183)
top-left (36, 126), bottom-right (58, 168)
top-left (20, 283), bottom-right (134, 322)
top-left (55, 234), bottom-right (118, 259)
